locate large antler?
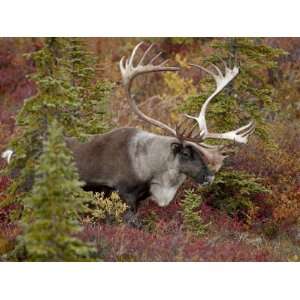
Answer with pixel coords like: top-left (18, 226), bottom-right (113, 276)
top-left (185, 61), bottom-right (255, 144)
top-left (119, 42), bottom-right (180, 136)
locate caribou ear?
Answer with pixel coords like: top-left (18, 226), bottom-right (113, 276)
top-left (171, 143), bottom-right (182, 155)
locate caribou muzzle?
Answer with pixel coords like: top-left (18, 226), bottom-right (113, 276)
top-left (195, 172), bottom-right (215, 186)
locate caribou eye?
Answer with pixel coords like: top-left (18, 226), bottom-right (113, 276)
top-left (181, 147), bottom-right (193, 159)
top-left (171, 143), bottom-right (182, 154)
top-left (182, 152), bottom-right (190, 159)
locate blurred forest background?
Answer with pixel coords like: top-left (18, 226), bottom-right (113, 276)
top-left (0, 37), bottom-right (299, 261)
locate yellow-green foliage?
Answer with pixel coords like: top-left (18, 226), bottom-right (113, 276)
top-left (142, 211), bottom-right (159, 233)
top-left (89, 192), bottom-right (127, 225)
top-left (181, 189), bottom-right (208, 237)
top-left (163, 54), bottom-right (196, 97)
top-left (162, 54), bottom-right (197, 126)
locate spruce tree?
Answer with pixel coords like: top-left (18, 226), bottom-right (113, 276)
top-left (1, 37), bottom-right (112, 208)
top-left (66, 38), bottom-right (113, 135)
top-left (0, 37), bottom-right (112, 260)
top-left (14, 120), bottom-right (94, 261)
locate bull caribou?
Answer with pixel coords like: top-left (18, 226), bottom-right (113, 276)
top-left (2, 42), bottom-right (255, 226)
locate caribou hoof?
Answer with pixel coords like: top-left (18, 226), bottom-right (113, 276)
top-left (123, 210), bottom-right (143, 229)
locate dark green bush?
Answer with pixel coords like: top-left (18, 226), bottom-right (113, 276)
top-left (202, 169), bottom-right (270, 223)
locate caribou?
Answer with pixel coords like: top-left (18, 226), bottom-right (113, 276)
top-left (2, 42), bottom-right (255, 226)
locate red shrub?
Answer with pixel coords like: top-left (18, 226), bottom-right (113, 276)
top-left (81, 223), bottom-right (273, 261)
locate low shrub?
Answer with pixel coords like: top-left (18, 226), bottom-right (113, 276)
top-left (85, 192), bottom-right (128, 225)
top-left (180, 189), bottom-right (208, 236)
top-left (202, 169), bottom-right (270, 224)
top-left (82, 223), bottom-right (273, 261)
top-left (231, 122), bottom-right (300, 227)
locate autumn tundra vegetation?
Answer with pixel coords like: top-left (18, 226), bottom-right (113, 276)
top-left (0, 37), bottom-right (299, 261)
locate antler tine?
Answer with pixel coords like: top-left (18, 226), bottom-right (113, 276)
top-left (175, 118), bottom-right (189, 140)
top-left (215, 54), bottom-right (228, 71)
top-left (209, 62), bottom-right (223, 77)
top-left (149, 51), bottom-right (163, 64)
top-left (203, 120), bottom-right (255, 144)
top-left (159, 59), bottom-right (170, 67)
top-left (119, 56), bottom-right (125, 76)
top-left (175, 117), bottom-right (205, 144)
top-left (185, 121), bottom-right (199, 139)
top-left (189, 63), bottom-right (215, 78)
top-left (139, 43), bottom-right (154, 65)
top-left (238, 121), bottom-right (255, 135)
top-left (221, 59), bottom-right (228, 71)
top-left (128, 41), bottom-right (144, 67)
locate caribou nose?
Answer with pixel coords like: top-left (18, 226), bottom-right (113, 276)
top-left (202, 175), bottom-right (215, 186)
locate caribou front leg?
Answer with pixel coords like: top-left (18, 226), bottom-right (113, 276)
top-left (119, 192), bottom-right (143, 229)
